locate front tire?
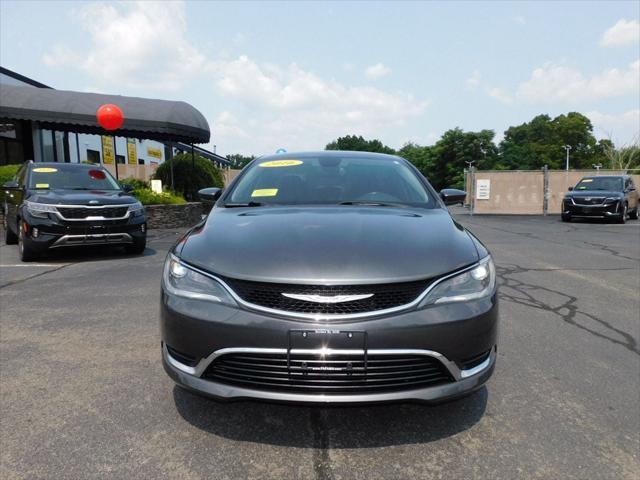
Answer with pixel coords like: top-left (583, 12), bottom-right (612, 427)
top-left (3, 208), bottom-right (18, 245)
top-left (617, 203), bottom-right (628, 224)
top-left (629, 207), bottom-right (638, 220)
top-left (561, 214), bottom-right (571, 222)
top-left (18, 220), bottom-right (39, 262)
top-left (125, 238), bottom-right (146, 255)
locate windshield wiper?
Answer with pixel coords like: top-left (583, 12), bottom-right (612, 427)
top-left (224, 201), bottom-right (266, 208)
top-left (339, 201), bottom-right (403, 207)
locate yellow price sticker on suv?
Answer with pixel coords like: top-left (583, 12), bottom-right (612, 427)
top-left (33, 167), bottom-right (58, 173)
top-left (251, 188), bottom-right (278, 197)
top-left (35, 183), bottom-right (50, 188)
top-left (259, 160), bottom-right (303, 168)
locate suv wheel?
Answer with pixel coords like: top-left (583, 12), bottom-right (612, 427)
top-left (3, 208), bottom-right (18, 245)
top-left (629, 207), bottom-right (639, 220)
top-left (617, 203), bottom-right (628, 224)
top-left (18, 220), bottom-right (38, 262)
top-left (561, 214), bottom-right (571, 222)
top-left (125, 238), bottom-right (146, 255)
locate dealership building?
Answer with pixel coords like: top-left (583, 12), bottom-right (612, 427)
top-left (0, 66), bottom-right (228, 177)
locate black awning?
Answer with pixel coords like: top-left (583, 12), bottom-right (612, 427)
top-left (0, 85), bottom-right (210, 144)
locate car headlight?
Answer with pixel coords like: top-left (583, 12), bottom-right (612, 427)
top-left (163, 254), bottom-right (237, 306)
top-left (24, 201), bottom-right (57, 219)
top-left (419, 256), bottom-right (496, 306)
top-left (128, 202), bottom-right (145, 217)
top-left (603, 197), bottom-right (619, 204)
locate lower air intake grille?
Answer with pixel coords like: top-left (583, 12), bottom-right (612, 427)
top-left (220, 277), bottom-right (432, 315)
top-left (203, 352), bottom-right (453, 394)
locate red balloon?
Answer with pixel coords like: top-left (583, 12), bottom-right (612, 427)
top-left (96, 104), bottom-right (124, 131)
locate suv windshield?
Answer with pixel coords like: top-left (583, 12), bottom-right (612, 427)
top-left (28, 165), bottom-right (121, 191)
top-left (574, 177), bottom-right (623, 191)
top-left (225, 155), bottom-right (433, 207)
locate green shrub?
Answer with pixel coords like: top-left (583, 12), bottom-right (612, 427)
top-left (120, 177), bottom-right (149, 190)
top-left (0, 164), bottom-right (21, 203)
top-left (154, 153), bottom-right (224, 201)
top-left (132, 188), bottom-right (186, 205)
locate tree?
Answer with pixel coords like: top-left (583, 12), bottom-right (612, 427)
top-left (154, 153), bottom-right (224, 201)
top-left (601, 135), bottom-right (640, 170)
top-left (325, 135), bottom-right (396, 154)
top-left (227, 153), bottom-right (255, 169)
top-left (499, 112), bottom-right (608, 170)
top-left (397, 142), bottom-right (435, 179)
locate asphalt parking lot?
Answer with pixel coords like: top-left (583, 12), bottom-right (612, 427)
top-left (1, 214), bottom-right (638, 480)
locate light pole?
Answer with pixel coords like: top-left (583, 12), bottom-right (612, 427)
top-left (592, 163), bottom-right (602, 174)
top-left (563, 145), bottom-right (572, 171)
top-left (465, 160), bottom-right (475, 216)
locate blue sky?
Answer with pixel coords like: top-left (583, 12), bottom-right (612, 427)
top-left (1, 1), bottom-right (639, 156)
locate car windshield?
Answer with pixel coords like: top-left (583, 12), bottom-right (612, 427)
top-left (225, 155), bottom-right (433, 207)
top-left (574, 177), bottom-right (623, 191)
top-left (28, 165), bottom-right (121, 190)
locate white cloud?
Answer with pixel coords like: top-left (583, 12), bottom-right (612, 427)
top-left (364, 63), bottom-right (391, 80)
top-left (42, 1), bottom-right (206, 91)
top-left (586, 109), bottom-right (640, 144)
top-left (515, 60), bottom-right (639, 102)
top-left (214, 56), bottom-right (428, 154)
top-left (487, 87), bottom-right (513, 105)
top-left (466, 69), bottom-right (481, 90)
top-left (600, 19), bottom-right (640, 47)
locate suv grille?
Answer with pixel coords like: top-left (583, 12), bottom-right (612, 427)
top-left (221, 277), bottom-right (431, 315)
top-left (572, 197), bottom-right (605, 206)
top-left (203, 352), bottom-right (453, 393)
top-left (57, 206), bottom-right (128, 219)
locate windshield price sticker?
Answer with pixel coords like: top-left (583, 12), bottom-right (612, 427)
top-left (251, 188), bottom-right (279, 197)
top-left (259, 160), bottom-right (303, 168)
top-left (32, 167), bottom-right (58, 173)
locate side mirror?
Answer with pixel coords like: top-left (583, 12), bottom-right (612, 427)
top-left (3, 180), bottom-right (19, 190)
top-left (568, 186), bottom-right (574, 191)
top-left (198, 187), bottom-right (222, 203)
top-left (121, 184), bottom-right (134, 193)
top-left (439, 188), bottom-right (467, 206)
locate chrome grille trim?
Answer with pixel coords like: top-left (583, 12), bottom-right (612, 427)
top-left (53, 204), bottom-right (132, 221)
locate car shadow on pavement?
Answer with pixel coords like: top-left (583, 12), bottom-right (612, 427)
top-left (172, 385), bottom-right (487, 448)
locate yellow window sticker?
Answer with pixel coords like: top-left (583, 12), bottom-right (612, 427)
top-left (33, 167), bottom-right (58, 173)
top-left (581, 179), bottom-right (593, 182)
top-left (251, 188), bottom-right (278, 197)
top-left (259, 160), bottom-right (303, 168)
top-left (35, 183), bottom-right (50, 188)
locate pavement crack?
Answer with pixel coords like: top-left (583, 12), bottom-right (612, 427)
top-left (310, 408), bottom-right (334, 480)
top-left (497, 263), bottom-right (639, 356)
top-left (583, 241), bottom-right (640, 262)
top-left (0, 263), bottom-right (72, 290)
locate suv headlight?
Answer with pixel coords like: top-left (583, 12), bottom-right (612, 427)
top-left (128, 202), bottom-right (145, 217)
top-left (24, 201), bottom-right (57, 219)
top-left (163, 254), bottom-right (237, 306)
top-left (419, 256), bottom-right (496, 306)
top-left (603, 197), bottom-right (619, 204)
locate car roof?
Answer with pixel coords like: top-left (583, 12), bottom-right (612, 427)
top-left (255, 151), bottom-right (402, 162)
top-left (30, 162), bottom-right (105, 169)
top-left (580, 175), bottom-right (625, 180)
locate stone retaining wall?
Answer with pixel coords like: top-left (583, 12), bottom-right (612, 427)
top-left (144, 202), bottom-right (204, 229)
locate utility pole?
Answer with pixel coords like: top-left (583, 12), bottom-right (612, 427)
top-left (563, 145), bottom-right (572, 171)
top-left (465, 160), bottom-right (475, 216)
top-left (592, 163), bottom-right (602, 174)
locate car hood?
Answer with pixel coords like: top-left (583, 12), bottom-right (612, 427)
top-left (26, 189), bottom-right (137, 205)
top-left (178, 206), bottom-right (480, 284)
top-left (566, 190), bottom-right (622, 198)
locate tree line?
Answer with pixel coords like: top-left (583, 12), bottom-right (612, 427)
top-left (226, 112), bottom-right (639, 190)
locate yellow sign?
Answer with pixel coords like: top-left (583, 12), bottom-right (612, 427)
top-left (35, 183), bottom-right (50, 188)
top-left (101, 136), bottom-right (115, 164)
top-left (33, 167), bottom-right (57, 173)
top-left (147, 146), bottom-right (162, 159)
top-left (259, 159), bottom-right (303, 168)
top-left (127, 138), bottom-right (137, 165)
top-left (252, 188), bottom-right (278, 197)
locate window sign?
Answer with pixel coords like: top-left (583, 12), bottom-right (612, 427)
top-left (127, 138), bottom-right (137, 165)
top-left (101, 136), bottom-right (115, 164)
top-left (476, 179), bottom-right (490, 200)
top-left (147, 146), bottom-right (162, 159)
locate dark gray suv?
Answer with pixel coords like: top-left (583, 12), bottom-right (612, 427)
top-left (161, 151), bottom-right (498, 404)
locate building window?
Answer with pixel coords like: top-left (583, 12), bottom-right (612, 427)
top-left (116, 154), bottom-right (125, 164)
top-left (86, 149), bottom-right (100, 164)
top-left (137, 158), bottom-right (145, 165)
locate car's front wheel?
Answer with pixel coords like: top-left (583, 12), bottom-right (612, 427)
top-left (629, 207), bottom-right (639, 220)
top-left (561, 214), bottom-right (571, 222)
top-left (617, 203), bottom-right (628, 224)
top-left (3, 208), bottom-right (18, 245)
top-left (18, 220), bottom-right (39, 262)
top-left (125, 237), bottom-right (146, 255)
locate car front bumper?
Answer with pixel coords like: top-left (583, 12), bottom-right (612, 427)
top-left (563, 200), bottom-right (622, 218)
top-left (160, 288), bottom-right (499, 404)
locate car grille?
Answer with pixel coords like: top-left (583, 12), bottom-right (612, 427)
top-left (57, 206), bottom-right (128, 219)
top-left (572, 197), bottom-right (605, 206)
top-left (203, 352), bottom-right (454, 393)
top-left (220, 277), bottom-right (432, 315)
